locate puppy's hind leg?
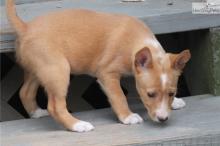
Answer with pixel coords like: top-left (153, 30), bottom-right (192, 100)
top-left (19, 72), bottom-right (49, 118)
top-left (37, 59), bottom-right (94, 132)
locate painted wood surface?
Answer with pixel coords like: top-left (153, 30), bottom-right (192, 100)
top-left (1, 0), bottom-right (220, 52)
top-left (0, 0), bottom-right (60, 5)
top-left (1, 94), bottom-right (220, 146)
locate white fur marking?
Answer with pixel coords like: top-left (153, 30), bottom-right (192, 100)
top-left (172, 97), bottom-right (186, 110)
top-left (144, 39), bottom-right (161, 48)
top-left (30, 108), bottom-right (49, 118)
top-left (122, 113), bottom-right (143, 124)
top-left (72, 121), bottom-right (94, 132)
top-left (160, 73), bottom-right (168, 89)
top-left (144, 38), bottom-right (166, 61)
top-left (155, 99), bottom-right (169, 120)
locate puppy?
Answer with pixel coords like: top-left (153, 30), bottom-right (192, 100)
top-left (6, 0), bottom-right (190, 132)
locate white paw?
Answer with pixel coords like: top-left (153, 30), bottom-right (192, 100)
top-left (30, 108), bottom-right (49, 118)
top-left (72, 121), bottom-right (94, 132)
top-left (122, 113), bottom-right (143, 125)
top-left (172, 97), bottom-right (186, 110)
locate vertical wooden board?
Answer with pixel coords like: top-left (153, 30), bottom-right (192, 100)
top-left (183, 30), bottom-right (212, 95)
top-left (184, 28), bottom-right (220, 96)
top-left (210, 28), bottom-right (220, 95)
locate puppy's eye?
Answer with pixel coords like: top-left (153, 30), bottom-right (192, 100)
top-left (147, 92), bottom-right (157, 98)
top-left (168, 92), bottom-right (175, 97)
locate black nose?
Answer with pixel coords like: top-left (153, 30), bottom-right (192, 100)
top-left (158, 117), bottom-right (168, 122)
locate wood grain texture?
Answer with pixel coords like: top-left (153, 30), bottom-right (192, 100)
top-left (0, 0), bottom-right (60, 5)
top-left (1, 0), bottom-right (220, 52)
top-left (1, 94), bottom-right (220, 146)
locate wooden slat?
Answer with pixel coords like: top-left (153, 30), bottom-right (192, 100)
top-left (1, 0), bottom-right (220, 52)
top-left (1, 94), bottom-right (220, 145)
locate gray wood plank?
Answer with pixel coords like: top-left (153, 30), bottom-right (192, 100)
top-left (0, 0), bottom-right (61, 6)
top-left (1, 94), bottom-right (220, 146)
top-left (1, 0), bottom-right (220, 52)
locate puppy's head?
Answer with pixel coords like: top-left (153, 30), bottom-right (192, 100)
top-left (134, 47), bottom-right (191, 123)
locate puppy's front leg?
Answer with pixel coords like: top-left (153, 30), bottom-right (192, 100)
top-left (98, 74), bottom-right (143, 124)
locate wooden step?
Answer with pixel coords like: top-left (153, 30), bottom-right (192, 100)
top-left (1, 94), bottom-right (220, 146)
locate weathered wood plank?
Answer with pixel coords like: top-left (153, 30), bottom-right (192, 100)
top-left (1, 94), bottom-right (220, 146)
top-left (1, 0), bottom-right (220, 52)
top-left (0, 0), bottom-right (60, 6)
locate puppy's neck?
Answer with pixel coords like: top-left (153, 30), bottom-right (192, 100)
top-left (131, 37), bottom-right (166, 72)
top-left (144, 37), bottom-right (166, 58)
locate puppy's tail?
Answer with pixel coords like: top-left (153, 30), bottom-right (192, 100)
top-left (6, 0), bottom-right (27, 35)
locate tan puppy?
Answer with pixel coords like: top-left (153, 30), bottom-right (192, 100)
top-left (6, 0), bottom-right (191, 132)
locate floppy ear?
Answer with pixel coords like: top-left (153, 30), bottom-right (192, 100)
top-left (134, 47), bottom-right (153, 72)
top-left (171, 50), bottom-right (191, 70)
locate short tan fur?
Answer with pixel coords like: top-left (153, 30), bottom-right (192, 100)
top-left (6, 0), bottom-right (191, 132)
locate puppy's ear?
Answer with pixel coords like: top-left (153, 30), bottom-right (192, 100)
top-left (134, 47), bottom-right (153, 73)
top-left (171, 50), bottom-right (191, 70)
